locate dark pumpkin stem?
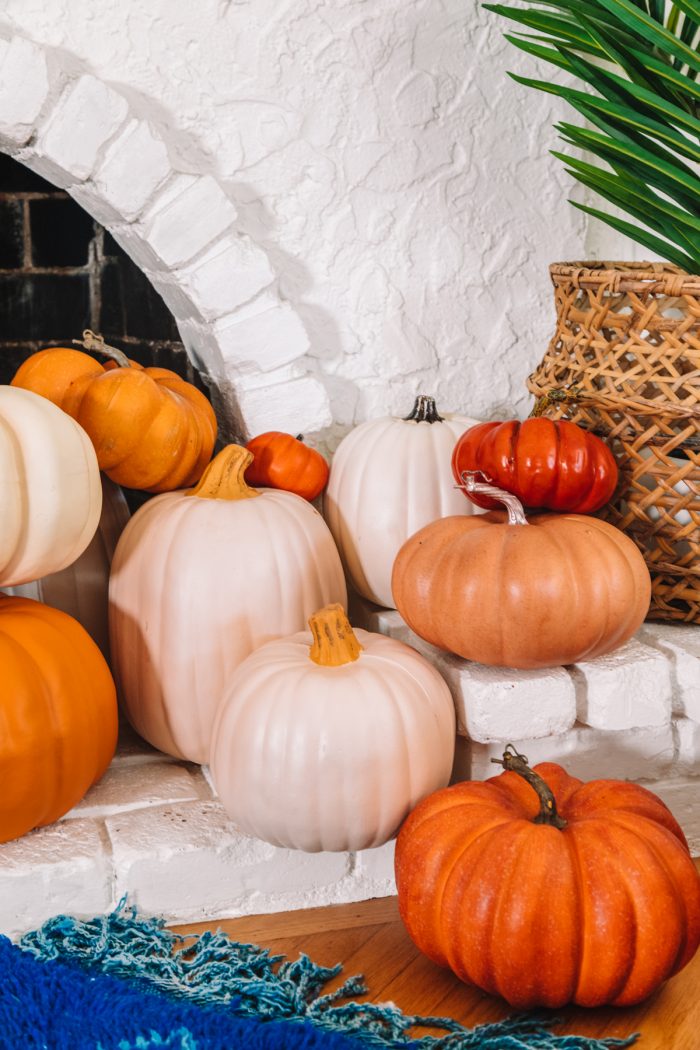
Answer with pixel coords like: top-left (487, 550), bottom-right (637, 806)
top-left (530, 387), bottom-right (581, 419)
top-left (404, 394), bottom-right (443, 424)
top-left (491, 744), bottom-right (567, 830)
top-left (73, 329), bottom-right (131, 369)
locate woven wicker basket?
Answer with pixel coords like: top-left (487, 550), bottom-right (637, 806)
top-left (528, 261), bottom-right (700, 624)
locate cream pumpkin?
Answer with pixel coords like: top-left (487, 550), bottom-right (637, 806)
top-left (6, 476), bottom-right (129, 659)
top-left (0, 386), bottom-right (102, 586)
top-left (323, 394), bottom-right (482, 608)
top-left (109, 445), bottom-right (348, 764)
top-left (210, 604), bottom-right (456, 852)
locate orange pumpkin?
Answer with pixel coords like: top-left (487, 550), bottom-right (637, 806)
top-left (245, 431), bottom-right (329, 501)
top-left (395, 745), bottom-right (700, 1008)
top-left (11, 330), bottom-right (217, 492)
top-left (0, 594), bottom-right (118, 843)
top-left (391, 476), bottom-right (651, 669)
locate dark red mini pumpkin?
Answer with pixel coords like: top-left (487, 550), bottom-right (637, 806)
top-left (451, 417), bottom-right (618, 513)
top-left (395, 746), bottom-right (700, 1009)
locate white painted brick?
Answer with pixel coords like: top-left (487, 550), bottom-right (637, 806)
top-left (637, 778), bottom-right (700, 856)
top-left (467, 723), bottom-right (675, 782)
top-left (0, 37), bottom-right (50, 147)
top-left (106, 801), bottom-right (350, 924)
top-left (353, 840), bottom-right (396, 886)
top-left (144, 271), bottom-right (205, 323)
top-left (217, 302), bottom-right (310, 374)
top-left (143, 175), bottom-right (238, 267)
top-left (0, 819), bottom-right (112, 938)
top-left (104, 223), bottom-right (168, 273)
top-left (572, 639), bottom-right (672, 730)
top-left (234, 372), bottom-right (332, 436)
top-left (175, 237), bottom-right (275, 321)
top-left (37, 75), bottom-right (129, 181)
top-left (176, 318), bottom-right (225, 377)
top-left (64, 760), bottom-right (209, 819)
top-left (639, 623), bottom-right (700, 722)
top-left (673, 717), bottom-right (700, 774)
top-left (112, 720), bottom-right (173, 766)
top-left (93, 120), bottom-right (171, 221)
top-left (349, 597), bottom-right (576, 742)
top-left (70, 181), bottom-right (126, 225)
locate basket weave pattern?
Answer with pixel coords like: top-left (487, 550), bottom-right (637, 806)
top-left (528, 262), bottom-right (700, 624)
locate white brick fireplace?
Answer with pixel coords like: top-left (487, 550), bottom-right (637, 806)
top-left (0, 5), bottom-right (697, 934)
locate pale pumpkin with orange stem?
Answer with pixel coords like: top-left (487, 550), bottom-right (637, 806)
top-left (210, 604), bottom-right (456, 852)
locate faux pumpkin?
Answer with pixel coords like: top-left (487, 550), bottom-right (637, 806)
top-left (0, 386), bottom-right (101, 587)
top-left (323, 395), bottom-right (482, 608)
top-left (451, 417), bottom-right (619, 513)
top-left (392, 475), bottom-right (651, 669)
top-left (11, 330), bottom-right (217, 492)
top-left (109, 445), bottom-right (347, 764)
top-left (395, 745), bottom-right (700, 1008)
top-left (6, 476), bottom-right (129, 659)
top-left (245, 432), bottom-right (329, 502)
top-left (0, 595), bottom-right (118, 843)
top-left (210, 604), bottom-right (456, 852)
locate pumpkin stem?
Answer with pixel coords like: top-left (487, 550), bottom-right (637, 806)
top-left (73, 329), bottom-right (132, 369)
top-left (308, 604), bottom-right (363, 667)
top-left (530, 386), bottom-right (582, 418)
top-left (491, 744), bottom-right (568, 830)
top-left (457, 472), bottom-right (528, 525)
top-left (188, 445), bottom-right (261, 501)
top-left (404, 394), bottom-right (444, 424)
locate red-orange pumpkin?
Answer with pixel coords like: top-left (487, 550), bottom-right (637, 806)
top-left (0, 594), bottom-right (118, 843)
top-left (395, 745), bottom-right (700, 1008)
top-left (11, 331), bottom-right (217, 493)
top-left (245, 431), bottom-right (329, 501)
top-left (391, 476), bottom-right (650, 669)
top-left (452, 417), bottom-right (618, 513)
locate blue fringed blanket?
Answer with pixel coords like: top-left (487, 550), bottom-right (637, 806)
top-left (0, 902), bottom-right (638, 1049)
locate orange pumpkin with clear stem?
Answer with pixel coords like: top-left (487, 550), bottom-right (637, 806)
top-left (11, 330), bottom-right (217, 493)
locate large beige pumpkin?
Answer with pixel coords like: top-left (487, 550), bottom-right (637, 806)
top-left (109, 445), bottom-right (348, 764)
top-left (0, 386), bottom-right (102, 586)
top-left (323, 394), bottom-right (482, 608)
top-left (210, 604), bottom-right (456, 852)
top-left (6, 476), bottom-right (129, 658)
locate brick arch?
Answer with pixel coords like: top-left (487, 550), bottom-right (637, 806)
top-left (0, 33), bottom-right (332, 440)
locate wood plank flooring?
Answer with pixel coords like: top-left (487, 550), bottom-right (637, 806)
top-left (175, 873), bottom-right (700, 1050)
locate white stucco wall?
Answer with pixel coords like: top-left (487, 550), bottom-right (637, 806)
top-left (0, 0), bottom-right (592, 439)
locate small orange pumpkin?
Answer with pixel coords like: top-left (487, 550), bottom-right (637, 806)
top-left (391, 475), bottom-right (651, 669)
top-left (11, 330), bottom-right (217, 493)
top-left (0, 594), bottom-right (118, 843)
top-left (395, 745), bottom-right (700, 1008)
top-left (245, 431), bottom-right (329, 501)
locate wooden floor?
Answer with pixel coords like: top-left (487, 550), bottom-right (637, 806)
top-left (176, 871), bottom-right (700, 1050)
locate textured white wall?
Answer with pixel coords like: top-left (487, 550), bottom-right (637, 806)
top-left (0, 0), bottom-right (590, 438)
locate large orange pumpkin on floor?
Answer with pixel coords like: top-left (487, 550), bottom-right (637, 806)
top-left (395, 745), bottom-right (700, 1008)
top-left (391, 475), bottom-right (650, 668)
top-left (0, 595), bottom-right (118, 843)
top-left (452, 417), bottom-right (618, 513)
top-left (11, 330), bottom-right (217, 492)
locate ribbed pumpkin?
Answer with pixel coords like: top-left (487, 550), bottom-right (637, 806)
top-left (11, 330), bottom-right (217, 492)
top-left (6, 476), bottom-right (129, 659)
top-left (0, 595), bottom-right (118, 843)
top-left (395, 745), bottom-right (700, 1008)
top-left (210, 604), bottom-right (456, 852)
top-left (452, 417), bottom-right (619, 513)
top-left (0, 386), bottom-right (101, 587)
top-left (109, 445), bottom-right (347, 764)
top-left (392, 476), bottom-right (651, 669)
top-left (323, 395), bottom-right (482, 608)
top-left (245, 432), bottom-right (329, 501)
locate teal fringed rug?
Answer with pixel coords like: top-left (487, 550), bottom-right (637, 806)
top-left (1, 901), bottom-right (639, 1049)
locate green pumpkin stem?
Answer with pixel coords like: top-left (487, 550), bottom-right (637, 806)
top-left (491, 744), bottom-right (568, 830)
top-left (73, 329), bottom-right (131, 369)
top-left (404, 395), bottom-right (444, 424)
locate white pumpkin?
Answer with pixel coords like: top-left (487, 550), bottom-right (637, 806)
top-left (323, 394), bottom-right (482, 608)
top-left (210, 604), bottom-right (456, 852)
top-left (6, 476), bottom-right (129, 658)
top-left (109, 445), bottom-right (347, 764)
top-left (0, 386), bottom-right (101, 586)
